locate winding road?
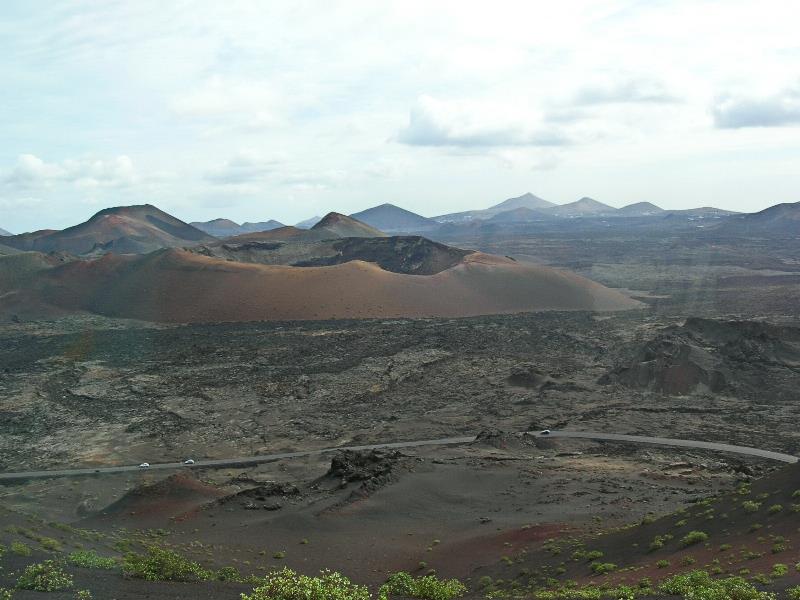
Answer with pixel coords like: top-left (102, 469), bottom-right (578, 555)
top-left (0, 430), bottom-right (795, 482)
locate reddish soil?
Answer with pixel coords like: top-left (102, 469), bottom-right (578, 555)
top-left (4, 248), bottom-right (641, 322)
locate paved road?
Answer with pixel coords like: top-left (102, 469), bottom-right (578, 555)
top-left (0, 430), bottom-right (795, 482)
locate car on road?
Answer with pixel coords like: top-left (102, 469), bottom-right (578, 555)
top-left (138, 462), bottom-right (150, 468)
top-left (183, 459), bottom-right (195, 465)
top-left (540, 429), bottom-right (551, 435)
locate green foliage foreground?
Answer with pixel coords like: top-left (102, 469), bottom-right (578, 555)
top-left (379, 571), bottom-right (467, 600)
top-left (659, 570), bottom-right (774, 600)
top-left (122, 546), bottom-right (210, 582)
top-left (15, 560), bottom-right (74, 592)
top-left (242, 568), bottom-right (371, 600)
top-left (240, 568), bottom-right (467, 600)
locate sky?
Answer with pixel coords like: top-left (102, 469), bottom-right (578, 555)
top-left (1, 0), bottom-right (800, 233)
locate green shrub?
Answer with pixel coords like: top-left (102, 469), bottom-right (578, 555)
top-left (380, 571), bottom-right (467, 600)
top-left (273, 551), bottom-right (286, 560)
top-left (751, 573), bottom-right (771, 585)
top-left (589, 562), bottom-right (616, 575)
top-left (792, 490), bottom-right (800, 499)
top-left (742, 501), bottom-right (761, 513)
top-left (719, 544), bottom-right (732, 552)
top-left (243, 568), bottom-right (370, 600)
top-left (659, 570), bottom-right (772, 600)
top-left (15, 560), bottom-right (74, 592)
top-left (680, 531), bottom-right (709, 547)
top-left (675, 519), bottom-right (687, 527)
top-left (0, 588), bottom-right (12, 600)
top-left (680, 556), bottom-right (696, 566)
top-left (771, 563), bottom-right (788, 577)
top-left (76, 591), bottom-right (93, 600)
top-left (787, 586), bottom-right (800, 600)
top-left (10, 541), bottom-right (31, 556)
top-left (215, 566), bottom-right (243, 582)
top-left (122, 546), bottom-right (210, 582)
top-left (584, 550), bottom-right (603, 561)
top-left (68, 549), bottom-right (117, 570)
top-left (771, 542), bottom-right (786, 554)
top-left (767, 504), bottom-right (783, 515)
top-left (656, 560), bottom-right (670, 569)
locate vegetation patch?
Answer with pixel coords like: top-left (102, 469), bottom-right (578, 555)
top-left (68, 549), bottom-right (118, 570)
top-left (659, 570), bottom-right (772, 600)
top-left (242, 568), bottom-right (371, 600)
top-left (122, 546), bottom-right (210, 582)
top-left (380, 571), bottom-right (467, 600)
top-left (679, 531), bottom-right (709, 547)
top-left (15, 560), bottom-right (74, 592)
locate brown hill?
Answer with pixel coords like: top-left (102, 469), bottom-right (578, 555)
top-left (3, 204), bottom-right (214, 255)
top-left (4, 248), bottom-right (641, 322)
top-left (312, 212), bottom-right (387, 238)
top-left (88, 473), bottom-right (226, 524)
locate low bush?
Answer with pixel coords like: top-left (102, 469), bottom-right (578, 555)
top-left (589, 562), bottom-right (616, 575)
top-left (10, 541), bottom-right (31, 556)
top-left (15, 560), bottom-right (74, 592)
top-left (68, 549), bottom-right (117, 570)
top-left (216, 566), bottom-right (243, 582)
top-left (787, 586), bottom-right (800, 600)
top-left (122, 546), bottom-right (210, 582)
top-left (0, 588), bottom-right (11, 600)
top-left (656, 560), bottom-right (670, 569)
top-left (680, 531), bottom-right (709, 547)
top-left (771, 563), bottom-right (788, 577)
top-left (767, 504), bottom-right (783, 515)
top-left (659, 570), bottom-right (773, 600)
top-left (742, 501), bottom-right (761, 513)
top-left (379, 571), bottom-right (467, 600)
top-left (242, 568), bottom-right (370, 600)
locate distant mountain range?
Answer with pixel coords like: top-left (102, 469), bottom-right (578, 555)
top-left (3, 195), bottom-right (792, 259)
top-left (0, 227), bottom-right (11, 236)
top-left (190, 218), bottom-right (285, 237)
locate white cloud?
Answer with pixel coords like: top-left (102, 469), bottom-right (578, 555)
top-left (4, 154), bottom-right (137, 189)
top-left (397, 95), bottom-right (570, 148)
top-left (712, 82), bottom-right (800, 128)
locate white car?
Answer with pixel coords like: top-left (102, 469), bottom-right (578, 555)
top-left (540, 429), bottom-right (551, 435)
top-left (138, 462), bottom-right (150, 468)
top-left (183, 459), bottom-right (195, 465)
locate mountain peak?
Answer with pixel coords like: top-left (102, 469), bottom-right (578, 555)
top-left (490, 193), bottom-right (555, 211)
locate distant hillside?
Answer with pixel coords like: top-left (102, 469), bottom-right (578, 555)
top-left (241, 220), bottom-right (284, 233)
top-left (3, 204), bottom-right (214, 255)
top-left (545, 197), bottom-right (617, 217)
top-left (668, 207), bottom-right (739, 217)
top-left (616, 201), bottom-right (664, 216)
top-left (490, 192), bottom-right (555, 211)
top-left (191, 218), bottom-right (284, 237)
top-left (716, 201), bottom-right (799, 235)
top-left (311, 212), bottom-right (387, 238)
top-left (190, 218), bottom-right (242, 237)
top-left (488, 207), bottom-right (552, 223)
top-left (296, 215), bottom-right (323, 229)
top-left (0, 227), bottom-right (11, 236)
top-left (435, 192), bottom-right (554, 223)
top-left (349, 203), bottom-right (437, 232)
